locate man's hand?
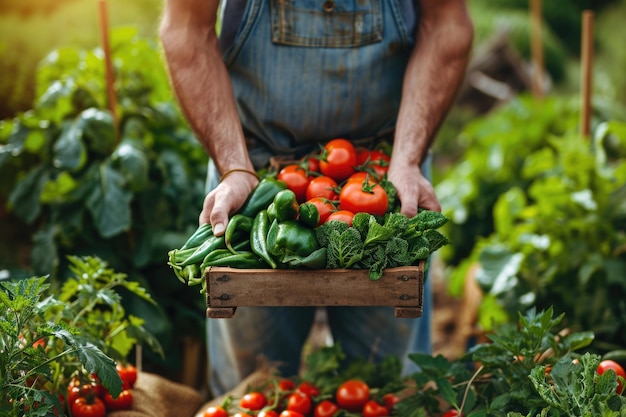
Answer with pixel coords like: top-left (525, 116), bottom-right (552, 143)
top-left (387, 163), bottom-right (441, 217)
top-left (200, 173), bottom-right (259, 235)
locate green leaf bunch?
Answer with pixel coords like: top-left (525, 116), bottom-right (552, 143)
top-left (315, 210), bottom-right (450, 279)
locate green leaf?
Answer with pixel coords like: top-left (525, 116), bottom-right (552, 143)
top-left (52, 119), bottom-right (87, 171)
top-left (475, 245), bottom-right (523, 295)
top-left (111, 137), bottom-right (150, 191)
top-left (86, 162), bottom-right (132, 238)
top-left (77, 108), bottom-right (117, 155)
top-left (40, 171), bottom-right (78, 203)
top-left (31, 225), bottom-right (60, 275)
top-left (8, 165), bottom-right (50, 223)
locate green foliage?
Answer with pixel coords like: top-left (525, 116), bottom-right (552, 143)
top-left (0, 28), bottom-right (209, 369)
top-left (315, 210), bottom-right (450, 279)
top-left (0, 256), bottom-right (160, 416)
top-left (394, 308), bottom-right (625, 416)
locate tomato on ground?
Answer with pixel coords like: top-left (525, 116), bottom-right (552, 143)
top-left (287, 391), bottom-right (312, 415)
top-left (314, 400), bottom-right (340, 417)
top-left (203, 405), bottom-right (229, 417)
top-left (104, 389), bottom-right (133, 411)
top-left (306, 175), bottom-right (339, 201)
top-left (240, 391), bottom-right (268, 410)
top-left (362, 400), bottom-right (390, 417)
top-left (297, 381), bottom-right (321, 398)
top-left (258, 410), bottom-right (279, 417)
top-left (71, 396), bottom-right (106, 417)
top-left (278, 164), bottom-right (311, 203)
top-left (597, 359), bottom-right (626, 394)
top-left (335, 379), bottom-right (370, 412)
top-left (325, 210), bottom-right (355, 226)
top-left (382, 393), bottom-right (400, 412)
top-left (319, 138), bottom-right (357, 182)
top-left (339, 179), bottom-right (388, 216)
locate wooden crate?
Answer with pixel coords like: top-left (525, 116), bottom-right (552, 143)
top-left (205, 263), bottom-right (424, 319)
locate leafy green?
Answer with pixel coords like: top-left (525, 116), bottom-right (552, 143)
top-left (316, 210), bottom-right (450, 279)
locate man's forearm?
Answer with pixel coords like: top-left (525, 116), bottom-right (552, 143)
top-left (393, 0), bottom-right (473, 168)
top-left (159, 8), bottom-right (254, 174)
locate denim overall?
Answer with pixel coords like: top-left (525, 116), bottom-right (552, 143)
top-left (206, 0), bottom-right (433, 396)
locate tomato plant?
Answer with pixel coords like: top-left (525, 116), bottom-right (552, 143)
top-left (278, 164), bottom-right (311, 203)
top-left (597, 360), bottom-right (626, 394)
top-left (240, 391), bottom-right (268, 410)
top-left (362, 399), bottom-right (390, 417)
top-left (103, 389), bottom-right (133, 411)
top-left (314, 400), bottom-right (340, 417)
top-left (70, 396), bottom-right (107, 417)
top-left (335, 379), bottom-right (370, 412)
top-left (203, 405), bottom-right (229, 417)
top-left (306, 175), bottom-right (339, 201)
top-left (286, 391), bottom-right (312, 415)
top-left (325, 210), bottom-right (355, 226)
top-left (116, 363), bottom-right (138, 389)
top-left (319, 138), bottom-right (357, 182)
top-left (339, 180), bottom-right (388, 216)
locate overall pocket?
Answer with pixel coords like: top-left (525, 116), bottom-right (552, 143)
top-left (270, 0), bottom-right (383, 47)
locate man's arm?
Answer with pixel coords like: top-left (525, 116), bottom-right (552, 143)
top-left (159, 0), bottom-right (258, 234)
top-left (387, 0), bottom-right (473, 216)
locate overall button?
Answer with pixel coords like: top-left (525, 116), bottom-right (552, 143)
top-left (322, 0), bottom-right (335, 12)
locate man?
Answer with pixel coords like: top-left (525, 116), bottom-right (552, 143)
top-left (160, 0), bottom-right (473, 396)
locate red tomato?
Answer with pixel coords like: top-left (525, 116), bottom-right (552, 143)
top-left (203, 405), bottom-right (229, 417)
top-left (116, 363), bottom-right (138, 389)
top-left (303, 153), bottom-right (321, 174)
top-left (279, 411), bottom-right (305, 417)
top-left (326, 210), bottom-right (355, 226)
top-left (314, 400), bottom-right (340, 417)
top-left (32, 338), bottom-right (46, 349)
top-left (597, 360), bottom-right (626, 394)
top-left (297, 381), bottom-right (321, 398)
top-left (71, 396), bottom-right (106, 417)
top-left (359, 149), bottom-right (390, 181)
top-left (306, 175), bottom-right (339, 201)
top-left (278, 379), bottom-right (296, 391)
top-left (258, 410), bottom-right (279, 417)
top-left (362, 400), bottom-right (390, 417)
top-left (339, 180), bottom-right (388, 216)
top-left (335, 379), bottom-right (370, 412)
top-left (306, 197), bottom-right (336, 226)
top-left (233, 413), bottom-right (254, 417)
top-left (346, 171), bottom-right (372, 184)
top-left (240, 391), bottom-right (268, 411)
top-left (278, 164), bottom-right (311, 203)
top-left (287, 391), bottom-right (312, 415)
top-left (104, 389), bottom-right (133, 411)
top-left (442, 410), bottom-right (462, 417)
top-left (319, 139), bottom-right (357, 182)
top-left (382, 393), bottom-right (400, 412)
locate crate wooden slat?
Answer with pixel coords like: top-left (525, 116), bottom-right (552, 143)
top-left (205, 263), bottom-right (424, 319)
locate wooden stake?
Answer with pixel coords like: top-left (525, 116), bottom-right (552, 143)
top-left (580, 10), bottom-right (594, 139)
top-left (530, 0), bottom-right (544, 99)
top-left (98, 0), bottom-right (119, 142)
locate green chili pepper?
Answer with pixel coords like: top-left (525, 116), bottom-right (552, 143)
top-left (267, 219), bottom-right (320, 260)
top-left (284, 247), bottom-right (327, 269)
top-left (179, 234), bottom-right (226, 267)
top-left (203, 250), bottom-right (266, 268)
top-left (238, 177), bottom-right (287, 218)
top-left (297, 202), bottom-right (320, 228)
top-left (251, 210), bottom-right (277, 269)
top-left (180, 223), bottom-right (213, 250)
top-left (267, 202), bottom-right (278, 222)
top-left (225, 214), bottom-right (254, 254)
top-left (274, 189), bottom-right (299, 222)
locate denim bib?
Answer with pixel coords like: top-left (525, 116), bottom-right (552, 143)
top-left (220, 0), bottom-right (417, 169)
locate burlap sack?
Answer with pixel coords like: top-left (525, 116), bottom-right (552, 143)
top-left (108, 372), bottom-right (204, 417)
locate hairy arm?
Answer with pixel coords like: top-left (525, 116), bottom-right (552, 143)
top-left (387, 0), bottom-right (473, 216)
top-left (159, 0), bottom-right (257, 234)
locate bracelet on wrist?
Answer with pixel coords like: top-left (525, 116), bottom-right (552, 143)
top-left (220, 168), bottom-right (259, 182)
